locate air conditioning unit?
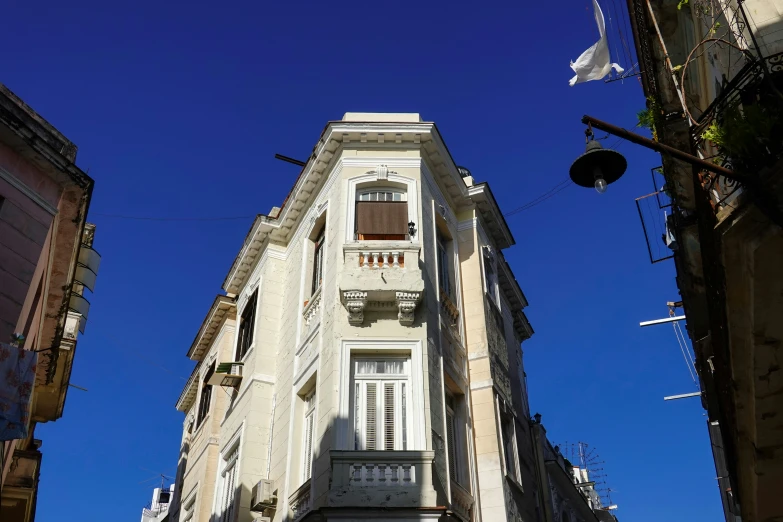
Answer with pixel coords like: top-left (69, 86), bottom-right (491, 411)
top-left (208, 362), bottom-right (244, 387)
top-left (250, 479), bottom-right (277, 512)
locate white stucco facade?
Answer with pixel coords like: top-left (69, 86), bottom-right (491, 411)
top-left (167, 113), bottom-right (537, 522)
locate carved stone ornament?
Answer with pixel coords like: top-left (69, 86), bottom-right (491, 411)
top-left (367, 165), bottom-right (396, 181)
top-left (396, 291), bottom-right (422, 326)
top-left (343, 291), bottom-right (368, 325)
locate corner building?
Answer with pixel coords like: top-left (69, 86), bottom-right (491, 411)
top-left (170, 113), bottom-right (538, 522)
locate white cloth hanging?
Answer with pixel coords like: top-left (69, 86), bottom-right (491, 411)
top-left (569, 0), bottom-right (624, 86)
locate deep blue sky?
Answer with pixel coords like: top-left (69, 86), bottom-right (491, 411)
top-left (2, 1), bottom-right (720, 520)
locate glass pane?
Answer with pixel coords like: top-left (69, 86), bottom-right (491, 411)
top-left (354, 383), bottom-right (361, 450)
top-left (402, 383), bottom-right (407, 450)
top-left (393, 192), bottom-right (402, 201)
top-left (370, 192), bottom-right (378, 202)
top-left (366, 383), bottom-right (377, 450)
top-left (384, 360), bottom-right (405, 374)
top-left (384, 383), bottom-right (395, 450)
top-left (356, 360), bottom-right (376, 374)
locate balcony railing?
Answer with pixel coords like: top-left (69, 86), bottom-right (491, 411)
top-left (691, 51), bottom-right (783, 174)
top-left (331, 449), bottom-right (434, 485)
top-left (359, 251), bottom-right (405, 269)
top-left (289, 480), bottom-right (312, 522)
top-left (450, 481), bottom-right (474, 521)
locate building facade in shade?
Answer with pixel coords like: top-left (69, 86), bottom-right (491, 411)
top-left (624, 1), bottom-right (783, 521)
top-left (0, 83), bottom-right (100, 521)
top-left (169, 112), bottom-right (543, 522)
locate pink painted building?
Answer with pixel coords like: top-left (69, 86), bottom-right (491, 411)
top-left (0, 83), bottom-right (99, 522)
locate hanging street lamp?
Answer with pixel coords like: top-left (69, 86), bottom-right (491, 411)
top-left (569, 129), bottom-right (628, 194)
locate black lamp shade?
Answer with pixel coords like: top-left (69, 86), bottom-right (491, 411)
top-left (569, 140), bottom-right (627, 188)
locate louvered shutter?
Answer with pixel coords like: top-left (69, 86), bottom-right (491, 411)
top-left (365, 383), bottom-right (377, 450)
top-left (446, 409), bottom-right (458, 482)
top-left (384, 383), bottom-right (396, 450)
top-left (303, 412), bottom-right (314, 480)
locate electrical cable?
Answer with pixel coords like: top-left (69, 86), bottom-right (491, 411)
top-left (504, 179), bottom-right (573, 217)
top-left (672, 321), bottom-right (699, 386)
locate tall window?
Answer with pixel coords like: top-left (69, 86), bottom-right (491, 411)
top-left (236, 290), bottom-right (257, 360)
top-left (311, 227), bottom-right (325, 296)
top-left (445, 392), bottom-right (460, 484)
top-left (217, 444), bottom-right (239, 522)
top-left (355, 189), bottom-right (408, 240)
top-left (437, 231), bottom-right (452, 298)
top-left (483, 248), bottom-right (498, 306)
top-left (302, 389), bottom-right (317, 482)
top-left (196, 362), bottom-right (215, 427)
top-left (352, 358), bottom-right (410, 450)
top-left (502, 415), bottom-right (521, 483)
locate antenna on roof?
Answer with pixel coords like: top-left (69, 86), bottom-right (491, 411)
top-left (274, 154), bottom-right (306, 167)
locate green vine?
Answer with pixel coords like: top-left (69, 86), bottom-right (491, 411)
top-left (702, 100), bottom-right (782, 171)
top-left (637, 96), bottom-right (663, 141)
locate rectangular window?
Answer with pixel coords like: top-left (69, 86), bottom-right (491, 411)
top-left (311, 228), bottom-right (325, 295)
top-left (355, 190), bottom-right (408, 240)
top-left (445, 392), bottom-right (459, 483)
top-left (302, 389), bottom-right (316, 482)
top-left (502, 415), bottom-right (521, 483)
top-left (218, 445), bottom-right (239, 522)
top-left (352, 358), bottom-right (410, 450)
top-left (196, 362), bottom-right (215, 427)
top-left (437, 232), bottom-right (451, 298)
top-left (236, 290), bottom-right (257, 360)
top-left (485, 259), bottom-right (498, 305)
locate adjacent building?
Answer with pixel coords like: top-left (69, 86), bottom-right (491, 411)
top-left (625, 1), bottom-right (783, 521)
top-left (167, 112), bottom-right (550, 522)
top-left (0, 83), bottom-right (100, 521)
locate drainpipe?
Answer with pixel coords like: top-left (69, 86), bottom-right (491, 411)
top-left (644, 0), bottom-right (691, 122)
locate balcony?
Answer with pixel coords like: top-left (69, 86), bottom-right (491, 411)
top-left (288, 480), bottom-right (312, 522)
top-left (329, 450), bottom-right (437, 508)
top-left (450, 481), bottom-right (474, 522)
top-left (340, 242), bottom-right (424, 326)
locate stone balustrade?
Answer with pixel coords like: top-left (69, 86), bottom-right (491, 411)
top-left (329, 450), bottom-right (437, 508)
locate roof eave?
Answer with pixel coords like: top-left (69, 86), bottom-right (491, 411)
top-left (185, 295), bottom-right (236, 360)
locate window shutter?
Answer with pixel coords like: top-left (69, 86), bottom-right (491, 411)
top-left (384, 383), bottom-right (396, 450)
top-left (303, 412), bottom-right (314, 481)
top-left (365, 383), bottom-right (377, 450)
top-left (446, 410), bottom-right (458, 482)
top-left (356, 202), bottom-right (408, 236)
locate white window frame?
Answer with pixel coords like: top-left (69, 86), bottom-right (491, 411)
top-left (351, 357), bottom-right (412, 451)
top-left (301, 389), bottom-right (317, 482)
top-left (213, 426), bottom-right (243, 522)
top-left (180, 484), bottom-right (198, 522)
top-left (356, 187), bottom-right (408, 202)
top-left (498, 404), bottom-right (522, 485)
top-left (337, 339), bottom-right (425, 450)
top-left (445, 391), bottom-right (465, 486)
top-left (345, 174), bottom-right (419, 243)
top-left (437, 231), bottom-right (452, 298)
top-left (482, 246), bottom-right (500, 308)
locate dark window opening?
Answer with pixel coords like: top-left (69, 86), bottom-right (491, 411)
top-left (236, 290), bottom-right (257, 360)
top-left (311, 227), bottom-right (325, 295)
top-left (196, 362), bottom-right (215, 427)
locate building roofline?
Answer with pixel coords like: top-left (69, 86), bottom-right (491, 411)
top-left (221, 116), bottom-right (515, 294)
top-left (186, 295), bottom-right (236, 361)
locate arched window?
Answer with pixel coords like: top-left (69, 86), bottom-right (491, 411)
top-left (355, 187), bottom-right (408, 240)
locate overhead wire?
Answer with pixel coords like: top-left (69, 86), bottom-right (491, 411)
top-left (672, 320), bottom-right (699, 387)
